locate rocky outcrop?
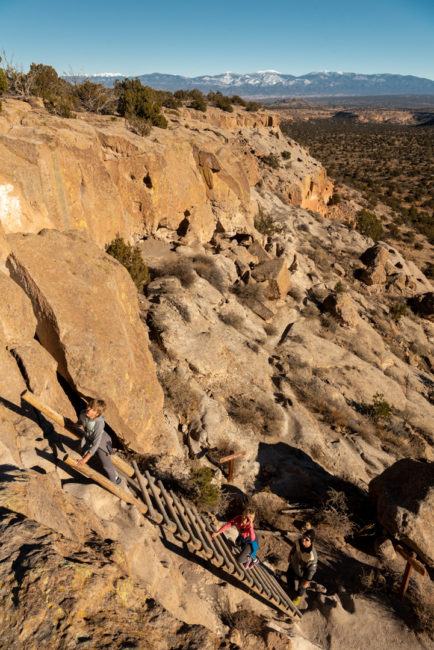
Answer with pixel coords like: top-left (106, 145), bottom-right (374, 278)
top-left (322, 292), bottom-right (360, 327)
top-left (359, 242), bottom-right (432, 294)
top-left (369, 459), bottom-right (434, 566)
top-left (0, 503), bottom-right (220, 650)
top-left (6, 229), bottom-right (174, 455)
top-left (251, 258), bottom-right (291, 299)
top-left (0, 99), bottom-right (332, 245)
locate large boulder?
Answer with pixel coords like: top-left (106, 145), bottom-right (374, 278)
top-left (409, 292), bottom-right (434, 320)
top-left (369, 459), bottom-right (434, 566)
top-left (6, 229), bottom-right (174, 455)
top-left (251, 258), bottom-right (291, 299)
top-left (322, 292), bottom-right (360, 327)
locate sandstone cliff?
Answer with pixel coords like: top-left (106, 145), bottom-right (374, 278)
top-left (0, 99), bottom-right (331, 247)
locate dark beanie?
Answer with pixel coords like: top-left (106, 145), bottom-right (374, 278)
top-left (303, 529), bottom-right (315, 542)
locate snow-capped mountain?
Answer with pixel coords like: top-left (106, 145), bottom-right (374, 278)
top-left (76, 71), bottom-right (434, 96)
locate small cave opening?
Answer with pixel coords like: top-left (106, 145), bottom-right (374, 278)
top-left (143, 173), bottom-right (153, 189)
top-left (177, 218), bottom-right (190, 237)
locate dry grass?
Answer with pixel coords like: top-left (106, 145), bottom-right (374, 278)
top-left (232, 281), bottom-right (268, 309)
top-left (315, 488), bottom-right (355, 541)
top-left (219, 310), bottom-right (245, 331)
top-left (153, 258), bottom-right (196, 287)
top-left (192, 255), bottom-right (225, 293)
top-left (159, 368), bottom-right (201, 425)
top-left (226, 394), bottom-right (285, 437)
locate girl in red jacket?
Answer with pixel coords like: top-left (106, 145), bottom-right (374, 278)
top-left (212, 509), bottom-right (259, 568)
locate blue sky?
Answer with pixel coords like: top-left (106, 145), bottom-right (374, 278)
top-left (1, 0), bottom-right (433, 79)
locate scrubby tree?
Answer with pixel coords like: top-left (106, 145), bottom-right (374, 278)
top-left (245, 101), bottom-right (262, 112)
top-left (115, 78), bottom-right (168, 129)
top-left (231, 94), bottom-right (246, 107)
top-left (0, 56), bottom-right (7, 112)
top-left (73, 79), bottom-right (116, 114)
top-left (207, 91), bottom-right (233, 113)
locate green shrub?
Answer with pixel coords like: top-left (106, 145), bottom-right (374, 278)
top-left (189, 467), bottom-right (221, 511)
top-left (245, 101), bottom-right (261, 112)
top-left (73, 80), bottom-right (116, 114)
top-left (207, 91), bottom-right (233, 113)
top-left (356, 209), bottom-right (383, 241)
top-left (189, 97), bottom-right (207, 112)
top-left (254, 208), bottom-right (284, 236)
top-left (334, 281), bottom-right (345, 293)
top-left (25, 62), bottom-right (75, 118)
top-left (281, 150), bottom-right (291, 160)
top-left (390, 302), bottom-right (407, 320)
top-left (174, 89), bottom-right (189, 101)
top-left (328, 192), bottom-right (342, 205)
top-left (0, 57), bottom-right (8, 96)
top-left (231, 94), bottom-right (247, 107)
top-left (105, 236), bottom-right (150, 290)
top-left (262, 153), bottom-right (280, 169)
top-left (115, 78), bottom-right (168, 128)
top-left (368, 392), bottom-right (394, 423)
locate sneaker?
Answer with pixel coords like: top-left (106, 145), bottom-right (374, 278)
top-left (114, 476), bottom-right (122, 485)
top-left (250, 558), bottom-right (259, 567)
top-left (292, 596), bottom-right (301, 607)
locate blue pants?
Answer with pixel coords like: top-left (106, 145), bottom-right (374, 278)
top-left (236, 535), bottom-right (259, 562)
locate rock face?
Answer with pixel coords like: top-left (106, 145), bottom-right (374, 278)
top-left (322, 292), bottom-right (360, 327)
top-left (359, 242), bottom-right (432, 294)
top-left (0, 99), bottom-right (332, 246)
top-left (7, 229), bottom-right (173, 455)
top-left (0, 507), bottom-right (220, 650)
top-left (251, 258), bottom-right (291, 299)
top-left (369, 459), bottom-right (434, 566)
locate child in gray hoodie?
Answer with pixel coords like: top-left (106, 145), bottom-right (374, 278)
top-left (76, 398), bottom-right (121, 485)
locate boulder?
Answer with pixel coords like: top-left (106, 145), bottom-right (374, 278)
top-left (359, 265), bottom-right (387, 286)
top-left (249, 241), bottom-right (272, 263)
top-left (251, 259), bottom-right (291, 299)
top-left (11, 341), bottom-right (76, 419)
top-left (7, 229), bottom-right (174, 455)
top-left (369, 459), bottom-right (434, 566)
top-left (322, 293), bottom-right (360, 327)
top-left (360, 243), bottom-right (391, 268)
top-left (0, 270), bottom-right (36, 346)
top-left (409, 292), bottom-right (434, 320)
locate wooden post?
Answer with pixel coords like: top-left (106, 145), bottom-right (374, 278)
top-left (398, 553), bottom-right (415, 600)
top-left (22, 390), bottom-right (135, 478)
top-left (395, 545), bottom-right (426, 600)
top-left (219, 450), bottom-right (246, 482)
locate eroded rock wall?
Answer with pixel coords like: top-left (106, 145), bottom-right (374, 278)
top-left (0, 99), bottom-right (331, 246)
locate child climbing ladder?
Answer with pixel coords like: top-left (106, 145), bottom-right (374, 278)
top-left (76, 398), bottom-right (122, 485)
top-left (212, 509), bottom-right (259, 569)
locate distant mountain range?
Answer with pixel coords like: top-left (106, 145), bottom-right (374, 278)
top-left (77, 70), bottom-right (434, 97)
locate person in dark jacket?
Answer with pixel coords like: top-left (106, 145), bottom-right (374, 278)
top-left (76, 398), bottom-right (121, 485)
top-left (286, 529), bottom-right (318, 606)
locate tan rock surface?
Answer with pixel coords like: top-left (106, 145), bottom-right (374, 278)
top-left (322, 292), bottom-right (360, 327)
top-left (11, 341), bottom-right (76, 419)
top-left (7, 229), bottom-right (173, 455)
top-left (0, 270), bottom-right (36, 346)
top-left (251, 258), bottom-right (291, 299)
top-left (0, 508), bottom-right (221, 650)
